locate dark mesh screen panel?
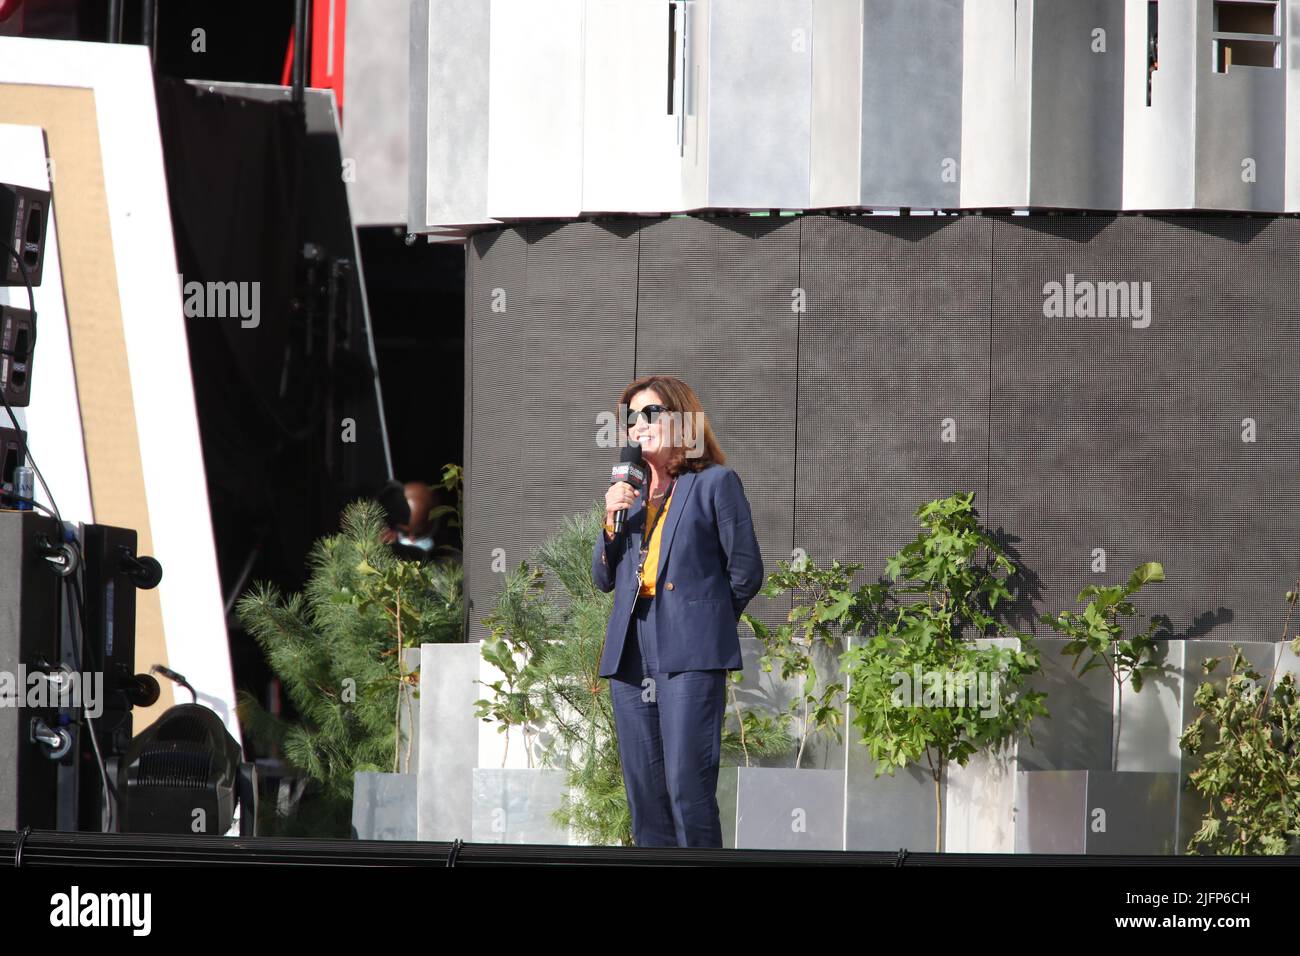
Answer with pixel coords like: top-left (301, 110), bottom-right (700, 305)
top-left (635, 216), bottom-right (800, 629)
top-left (465, 222), bottom-right (639, 642)
top-left (989, 215), bottom-right (1300, 641)
top-left (466, 213), bottom-right (1300, 648)
top-left (797, 215), bottom-right (992, 593)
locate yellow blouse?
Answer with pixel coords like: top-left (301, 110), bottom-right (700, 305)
top-left (637, 491), bottom-right (671, 597)
top-left (604, 487), bottom-right (673, 597)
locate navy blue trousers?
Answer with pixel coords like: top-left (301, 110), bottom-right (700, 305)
top-left (609, 594), bottom-right (727, 848)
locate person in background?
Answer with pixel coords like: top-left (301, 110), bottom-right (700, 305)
top-left (379, 480), bottom-right (438, 563)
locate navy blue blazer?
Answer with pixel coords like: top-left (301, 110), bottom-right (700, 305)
top-left (592, 462), bottom-right (764, 677)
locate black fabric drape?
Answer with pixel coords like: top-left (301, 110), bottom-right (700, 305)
top-left (155, 77), bottom-right (321, 597)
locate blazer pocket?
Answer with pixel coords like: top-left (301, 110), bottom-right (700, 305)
top-left (685, 597), bottom-right (725, 621)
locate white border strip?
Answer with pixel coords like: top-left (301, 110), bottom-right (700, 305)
top-left (0, 37), bottom-right (238, 736)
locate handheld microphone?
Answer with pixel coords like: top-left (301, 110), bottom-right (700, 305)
top-left (610, 442), bottom-right (646, 536)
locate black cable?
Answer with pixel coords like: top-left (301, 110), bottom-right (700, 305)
top-left (62, 561), bottom-right (117, 831)
top-left (3, 245), bottom-right (34, 312)
top-left (107, 0), bottom-right (123, 43)
top-left (12, 826), bottom-right (30, 867)
top-left (0, 391), bottom-right (60, 526)
top-left (0, 494), bottom-right (57, 520)
top-left (3, 244), bottom-right (37, 352)
top-left (142, 0), bottom-right (158, 64)
top-left (67, 552), bottom-right (101, 673)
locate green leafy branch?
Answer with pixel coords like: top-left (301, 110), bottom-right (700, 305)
top-left (839, 492), bottom-right (1047, 851)
top-left (1039, 561), bottom-right (1169, 770)
top-left (1179, 584), bottom-right (1300, 855)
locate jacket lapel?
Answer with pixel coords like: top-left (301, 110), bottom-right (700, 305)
top-left (653, 470), bottom-right (697, 586)
top-left (627, 496), bottom-right (646, 553)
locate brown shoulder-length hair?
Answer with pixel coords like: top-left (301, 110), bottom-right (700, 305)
top-left (619, 375), bottom-right (726, 476)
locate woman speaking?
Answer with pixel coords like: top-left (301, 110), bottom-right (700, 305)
top-left (591, 375), bottom-right (764, 848)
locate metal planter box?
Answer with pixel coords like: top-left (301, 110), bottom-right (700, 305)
top-left (1015, 769), bottom-right (1180, 853)
top-left (471, 767), bottom-right (571, 844)
top-left (723, 766), bottom-right (846, 849)
top-left (352, 771), bottom-right (419, 841)
top-left (417, 642), bottom-right (480, 842)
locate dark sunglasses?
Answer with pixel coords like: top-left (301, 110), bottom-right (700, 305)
top-left (626, 404), bottom-right (670, 427)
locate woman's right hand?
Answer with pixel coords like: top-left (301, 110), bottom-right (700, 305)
top-left (604, 480), bottom-right (639, 527)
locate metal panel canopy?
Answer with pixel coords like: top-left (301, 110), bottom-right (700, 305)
top-left (411, 0), bottom-right (495, 230)
top-left (811, 0), bottom-right (964, 210)
top-left (410, 0), bottom-right (1300, 233)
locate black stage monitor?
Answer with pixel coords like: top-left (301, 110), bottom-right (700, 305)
top-left (1, 182), bottom-right (49, 287)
